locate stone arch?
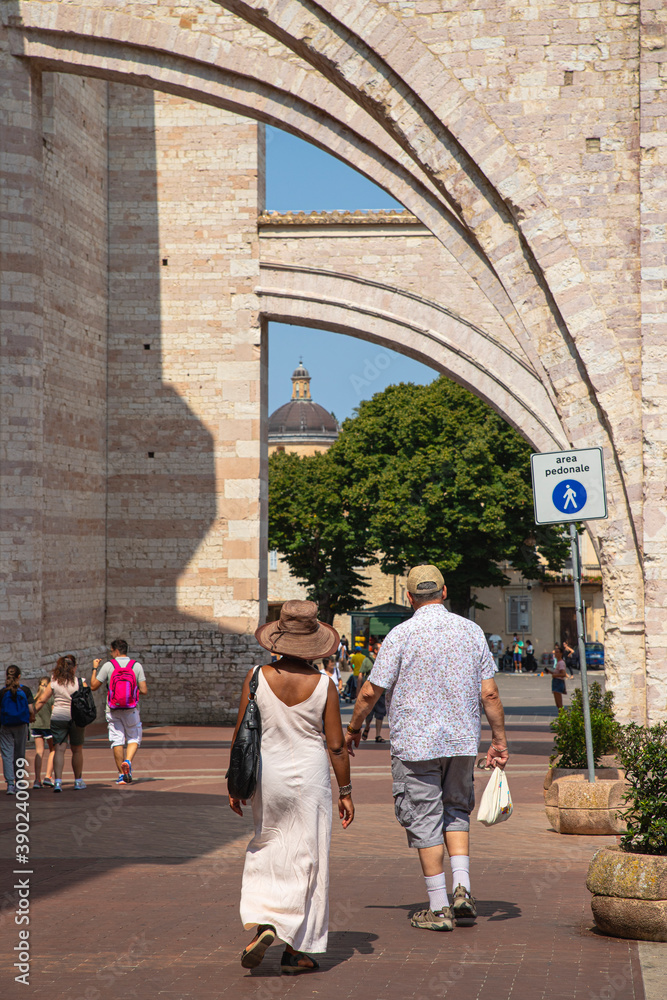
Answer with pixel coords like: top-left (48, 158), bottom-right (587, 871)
top-left (7, 4), bottom-right (639, 527)
top-left (2, 0), bottom-right (652, 718)
top-left (258, 259), bottom-right (566, 454)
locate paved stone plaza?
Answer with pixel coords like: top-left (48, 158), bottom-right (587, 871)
top-left (1, 674), bottom-right (665, 999)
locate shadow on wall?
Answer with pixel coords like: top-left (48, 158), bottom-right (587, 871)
top-left (103, 85), bottom-right (260, 722)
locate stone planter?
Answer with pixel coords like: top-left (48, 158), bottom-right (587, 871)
top-left (544, 775), bottom-right (627, 835)
top-left (587, 846), bottom-right (667, 941)
top-left (543, 765), bottom-right (624, 797)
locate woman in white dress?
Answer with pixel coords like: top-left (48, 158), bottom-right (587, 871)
top-left (229, 600), bottom-right (354, 974)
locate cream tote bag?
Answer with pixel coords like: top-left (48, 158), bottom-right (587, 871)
top-left (477, 767), bottom-right (513, 826)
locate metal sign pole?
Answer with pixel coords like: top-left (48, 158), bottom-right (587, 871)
top-left (570, 523), bottom-right (595, 783)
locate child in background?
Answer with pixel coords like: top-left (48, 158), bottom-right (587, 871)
top-left (32, 676), bottom-right (55, 788)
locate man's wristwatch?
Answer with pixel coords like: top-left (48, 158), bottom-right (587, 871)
top-left (346, 724), bottom-right (361, 735)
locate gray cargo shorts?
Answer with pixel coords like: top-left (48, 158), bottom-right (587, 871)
top-left (391, 755), bottom-right (476, 849)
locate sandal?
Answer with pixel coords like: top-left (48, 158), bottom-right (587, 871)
top-left (280, 950), bottom-right (319, 974)
top-left (375, 736), bottom-right (386, 743)
top-left (361, 729), bottom-right (370, 741)
top-left (240, 924), bottom-right (276, 969)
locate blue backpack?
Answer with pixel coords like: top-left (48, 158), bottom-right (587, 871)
top-left (1, 686), bottom-right (30, 726)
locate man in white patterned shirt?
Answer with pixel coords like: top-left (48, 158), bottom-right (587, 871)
top-left (345, 564), bottom-right (509, 932)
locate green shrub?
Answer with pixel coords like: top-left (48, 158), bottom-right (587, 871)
top-left (616, 722), bottom-right (667, 856)
top-left (549, 682), bottom-right (617, 769)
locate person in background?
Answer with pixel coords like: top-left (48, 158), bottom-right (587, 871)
top-left (91, 639), bottom-right (148, 785)
top-left (562, 640), bottom-right (576, 678)
top-left (512, 634), bottom-right (524, 673)
top-left (336, 637), bottom-right (349, 669)
top-left (34, 655), bottom-right (88, 792)
top-left (349, 646), bottom-right (366, 697)
top-left (361, 641), bottom-right (387, 742)
top-left (524, 640), bottom-right (538, 674)
top-left (545, 645), bottom-right (568, 709)
top-left (1, 666), bottom-right (35, 795)
top-left (361, 689), bottom-right (387, 743)
top-left (320, 656), bottom-right (342, 693)
top-left (31, 675), bottom-right (55, 788)
top-left (487, 634), bottom-right (503, 670)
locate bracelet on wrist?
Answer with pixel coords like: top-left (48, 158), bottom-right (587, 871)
top-left (347, 724), bottom-right (361, 735)
top-left (338, 783), bottom-right (352, 798)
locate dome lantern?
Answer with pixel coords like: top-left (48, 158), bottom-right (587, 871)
top-left (291, 359), bottom-right (312, 400)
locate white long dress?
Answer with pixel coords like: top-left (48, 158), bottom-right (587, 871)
top-left (240, 669), bottom-right (332, 953)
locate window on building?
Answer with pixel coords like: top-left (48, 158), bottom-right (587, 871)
top-left (507, 595), bottom-right (531, 633)
top-left (269, 549), bottom-right (278, 571)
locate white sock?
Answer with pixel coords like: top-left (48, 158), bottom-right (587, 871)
top-left (424, 873), bottom-right (449, 913)
top-left (450, 856), bottom-right (470, 893)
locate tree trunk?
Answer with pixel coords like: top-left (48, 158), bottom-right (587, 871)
top-left (448, 585), bottom-right (472, 619)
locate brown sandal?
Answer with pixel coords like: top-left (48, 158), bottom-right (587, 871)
top-left (241, 925), bottom-right (275, 969)
top-left (280, 950), bottom-right (319, 974)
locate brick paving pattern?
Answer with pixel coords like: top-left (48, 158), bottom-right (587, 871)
top-left (0, 677), bottom-right (651, 998)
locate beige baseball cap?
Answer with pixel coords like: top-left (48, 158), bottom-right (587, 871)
top-left (407, 564), bottom-right (445, 596)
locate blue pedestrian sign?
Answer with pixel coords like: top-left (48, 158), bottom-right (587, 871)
top-left (530, 448), bottom-right (607, 524)
top-left (552, 479), bottom-right (587, 514)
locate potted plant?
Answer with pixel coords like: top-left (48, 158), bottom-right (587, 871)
top-left (587, 721), bottom-right (667, 940)
top-left (544, 684), bottom-right (626, 835)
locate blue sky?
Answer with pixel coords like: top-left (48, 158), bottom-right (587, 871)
top-left (265, 126), bottom-right (436, 421)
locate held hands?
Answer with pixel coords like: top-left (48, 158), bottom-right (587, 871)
top-left (228, 794), bottom-right (247, 817)
top-left (485, 743), bottom-right (509, 770)
top-left (338, 794), bottom-right (354, 829)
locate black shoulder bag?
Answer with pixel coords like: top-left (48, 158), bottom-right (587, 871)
top-left (71, 678), bottom-right (97, 728)
top-left (226, 667), bottom-right (262, 800)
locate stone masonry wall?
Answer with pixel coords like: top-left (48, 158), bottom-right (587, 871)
top-left (106, 87), bottom-right (266, 722)
top-left (40, 73), bottom-right (108, 668)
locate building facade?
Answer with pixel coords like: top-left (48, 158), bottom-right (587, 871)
top-left (2, 2), bottom-right (666, 722)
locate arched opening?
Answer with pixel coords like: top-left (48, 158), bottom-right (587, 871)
top-left (0, 3), bottom-right (649, 720)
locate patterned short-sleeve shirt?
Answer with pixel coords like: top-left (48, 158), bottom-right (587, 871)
top-left (368, 603), bottom-right (497, 761)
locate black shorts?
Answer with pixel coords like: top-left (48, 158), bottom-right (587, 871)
top-left (50, 718), bottom-right (85, 747)
top-left (552, 678), bottom-right (567, 695)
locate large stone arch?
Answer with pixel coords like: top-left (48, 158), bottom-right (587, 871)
top-left (257, 255), bottom-right (566, 454)
top-left (2, 0), bottom-right (662, 720)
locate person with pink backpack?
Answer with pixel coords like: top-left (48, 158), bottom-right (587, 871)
top-left (90, 639), bottom-right (148, 784)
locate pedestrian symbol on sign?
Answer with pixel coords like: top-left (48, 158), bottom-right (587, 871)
top-left (552, 479), bottom-right (587, 514)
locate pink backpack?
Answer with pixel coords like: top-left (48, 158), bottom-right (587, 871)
top-left (108, 658), bottom-right (139, 710)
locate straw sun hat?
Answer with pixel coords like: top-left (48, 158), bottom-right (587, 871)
top-left (255, 600), bottom-right (339, 659)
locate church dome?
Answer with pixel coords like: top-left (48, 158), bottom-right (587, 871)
top-left (269, 399), bottom-right (339, 438)
top-left (268, 360), bottom-right (339, 450)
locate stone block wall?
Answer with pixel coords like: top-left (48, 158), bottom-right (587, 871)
top-left (105, 86), bottom-right (266, 720)
top-left (40, 73), bottom-right (108, 668)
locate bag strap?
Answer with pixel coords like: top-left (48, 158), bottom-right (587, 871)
top-left (248, 666), bottom-right (260, 699)
top-left (126, 659), bottom-right (136, 671)
top-left (78, 678), bottom-right (83, 693)
top-left (109, 658), bottom-right (119, 670)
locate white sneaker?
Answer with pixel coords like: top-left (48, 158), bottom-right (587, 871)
top-left (73, 779), bottom-right (87, 790)
top-left (6, 783), bottom-right (15, 795)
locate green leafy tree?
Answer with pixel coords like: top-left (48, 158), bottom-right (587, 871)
top-left (268, 449), bottom-right (375, 623)
top-left (331, 377), bottom-right (570, 616)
